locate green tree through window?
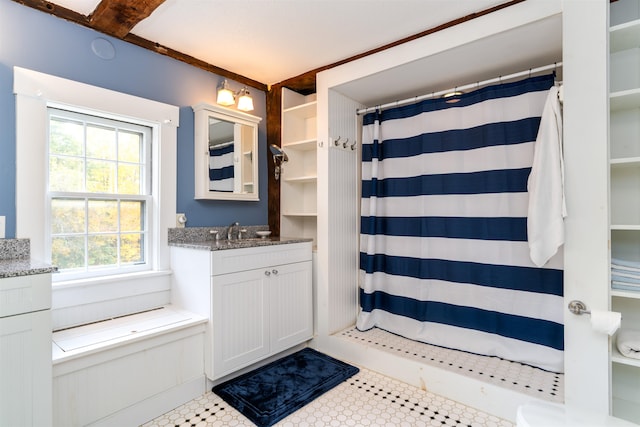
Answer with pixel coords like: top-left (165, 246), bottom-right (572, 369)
top-left (48, 109), bottom-right (151, 277)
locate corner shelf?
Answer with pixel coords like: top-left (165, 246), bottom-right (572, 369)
top-left (283, 100), bottom-right (317, 119)
top-left (610, 88), bottom-right (640, 111)
top-left (610, 19), bottom-right (640, 53)
top-left (283, 175), bottom-right (317, 184)
top-left (609, 3), bottom-right (640, 423)
top-left (283, 138), bottom-right (317, 151)
top-left (280, 88), bottom-right (318, 244)
top-left (281, 211), bottom-right (317, 217)
top-left (612, 346), bottom-right (640, 368)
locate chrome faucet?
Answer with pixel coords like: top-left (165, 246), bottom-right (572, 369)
top-left (227, 221), bottom-right (240, 240)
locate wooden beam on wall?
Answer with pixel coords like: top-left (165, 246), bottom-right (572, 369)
top-left (266, 85), bottom-right (282, 237)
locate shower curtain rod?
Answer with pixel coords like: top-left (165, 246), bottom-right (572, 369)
top-left (356, 62), bottom-right (563, 115)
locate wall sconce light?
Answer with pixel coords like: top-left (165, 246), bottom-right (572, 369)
top-left (217, 80), bottom-right (254, 111)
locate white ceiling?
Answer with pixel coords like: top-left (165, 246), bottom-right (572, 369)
top-left (51, 0), bottom-right (509, 85)
top-left (335, 13), bottom-right (563, 107)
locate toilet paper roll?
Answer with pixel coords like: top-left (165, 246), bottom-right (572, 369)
top-left (590, 310), bottom-right (622, 336)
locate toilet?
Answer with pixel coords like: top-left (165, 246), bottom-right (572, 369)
top-left (517, 402), bottom-right (639, 427)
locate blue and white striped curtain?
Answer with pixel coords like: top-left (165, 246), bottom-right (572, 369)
top-left (209, 142), bottom-right (235, 192)
top-left (357, 74), bottom-right (564, 373)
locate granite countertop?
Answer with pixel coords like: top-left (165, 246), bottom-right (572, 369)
top-left (0, 258), bottom-right (57, 278)
top-left (169, 236), bottom-right (312, 251)
top-left (0, 238), bottom-right (56, 278)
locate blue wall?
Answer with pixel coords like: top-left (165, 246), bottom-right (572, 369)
top-left (0, 0), bottom-right (268, 238)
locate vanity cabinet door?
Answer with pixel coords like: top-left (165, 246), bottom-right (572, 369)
top-left (269, 261), bottom-right (313, 353)
top-left (212, 268), bottom-right (269, 379)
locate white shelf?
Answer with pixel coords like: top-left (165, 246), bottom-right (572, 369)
top-left (611, 157), bottom-right (640, 167)
top-left (612, 288), bottom-right (640, 299)
top-left (611, 19), bottom-right (640, 53)
top-left (283, 101), bottom-right (317, 119)
top-left (612, 345), bottom-right (640, 368)
top-left (282, 212), bottom-right (317, 217)
top-left (283, 138), bottom-right (317, 151)
top-left (283, 175), bottom-right (317, 184)
top-left (610, 88), bottom-right (640, 111)
top-left (281, 88), bottom-right (318, 245)
top-left (611, 224), bottom-right (640, 231)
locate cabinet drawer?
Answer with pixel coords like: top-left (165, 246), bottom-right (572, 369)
top-left (210, 242), bottom-right (312, 276)
top-left (0, 273), bottom-right (51, 317)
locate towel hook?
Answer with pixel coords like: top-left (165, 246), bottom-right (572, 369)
top-left (343, 137), bottom-right (349, 148)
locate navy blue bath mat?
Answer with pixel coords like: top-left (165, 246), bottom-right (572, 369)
top-left (212, 348), bottom-right (359, 427)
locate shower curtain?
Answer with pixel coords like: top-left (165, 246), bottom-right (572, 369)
top-left (357, 74), bottom-right (564, 373)
top-left (209, 141), bottom-right (235, 192)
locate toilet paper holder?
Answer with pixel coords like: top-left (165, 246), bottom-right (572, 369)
top-left (568, 300), bottom-right (591, 315)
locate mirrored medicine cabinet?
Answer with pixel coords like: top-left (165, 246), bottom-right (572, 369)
top-left (192, 103), bottom-right (262, 201)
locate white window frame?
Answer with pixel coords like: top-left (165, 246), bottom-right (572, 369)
top-left (14, 67), bottom-right (179, 329)
top-left (46, 108), bottom-right (153, 280)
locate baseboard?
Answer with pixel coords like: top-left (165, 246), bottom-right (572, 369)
top-left (89, 375), bottom-right (206, 427)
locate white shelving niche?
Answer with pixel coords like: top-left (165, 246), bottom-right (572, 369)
top-left (609, 0), bottom-right (640, 423)
top-left (280, 88), bottom-right (318, 247)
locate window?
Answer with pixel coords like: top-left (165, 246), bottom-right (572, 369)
top-left (47, 109), bottom-right (152, 279)
top-left (15, 67), bottom-right (178, 329)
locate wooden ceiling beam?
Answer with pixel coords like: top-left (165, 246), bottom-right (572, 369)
top-left (89, 0), bottom-right (166, 38)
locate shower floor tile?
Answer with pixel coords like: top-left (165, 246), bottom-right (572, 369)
top-left (142, 367), bottom-right (514, 427)
top-left (338, 327), bottom-right (564, 403)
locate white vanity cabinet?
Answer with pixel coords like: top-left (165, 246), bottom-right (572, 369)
top-left (171, 241), bottom-right (313, 381)
top-left (0, 273), bottom-right (52, 427)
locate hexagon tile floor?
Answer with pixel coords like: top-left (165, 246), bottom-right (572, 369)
top-left (339, 327), bottom-right (563, 403)
top-left (142, 368), bottom-right (514, 427)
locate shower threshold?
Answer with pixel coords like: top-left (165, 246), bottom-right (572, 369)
top-left (335, 326), bottom-right (563, 404)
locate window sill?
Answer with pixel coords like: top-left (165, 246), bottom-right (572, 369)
top-left (52, 269), bottom-right (172, 290)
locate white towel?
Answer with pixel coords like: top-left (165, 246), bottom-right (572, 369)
top-left (528, 86), bottom-right (566, 267)
top-left (611, 281), bottom-right (640, 292)
top-left (617, 329), bottom-right (640, 360)
top-left (612, 258), bottom-right (640, 272)
top-left (611, 272), bottom-right (640, 284)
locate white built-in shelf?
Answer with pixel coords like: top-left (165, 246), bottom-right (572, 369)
top-left (611, 224), bottom-right (640, 231)
top-left (610, 88), bottom-right (640, 111)
top-left (281, 212), bottom-right (317, 217)
top-left (284, 175), bottom-right (317, 184)
top-left (610, 19), bottom-right (640, 53)
top-left (283, 138), bottom-right (317, 151)
top-left (612, 345), bottom-right (640, 368)
top-left (611, 157), bottom-right (640, 166)
top-left (612, 288), bottom-right (640, 299)
top-left (283, 101), bottom-right (317, 119)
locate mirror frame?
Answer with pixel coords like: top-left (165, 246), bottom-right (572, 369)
top-left (192, 103), bottom-right (262, 201)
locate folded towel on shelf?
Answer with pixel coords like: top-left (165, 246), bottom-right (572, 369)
top-left (611, 258), bottom-right (640, 272)
top-left (611, 281), bottom-right (640, 292)
top-left (611, 268), bottom-right (640, 278)
top-left (611, 273), bottom-right (640, 285)
top-left (616, 329), bottom-right (640, 360)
